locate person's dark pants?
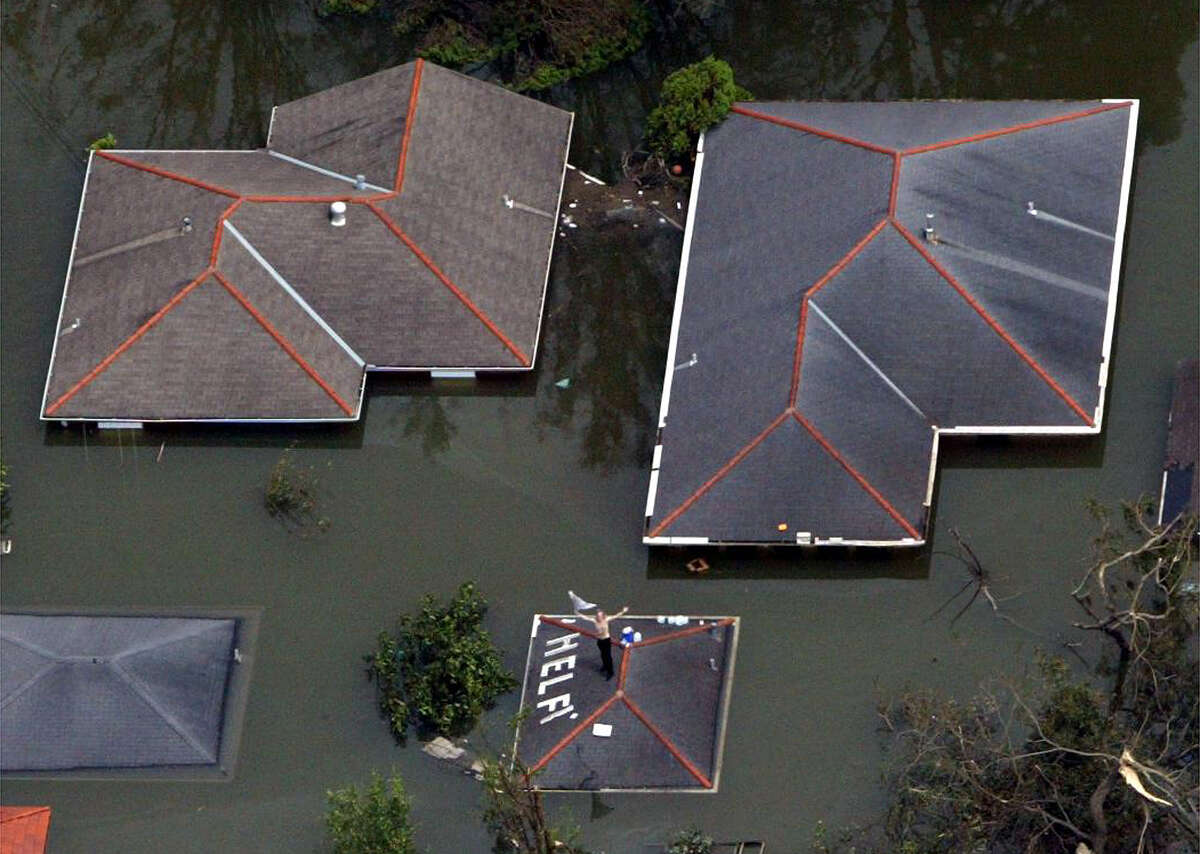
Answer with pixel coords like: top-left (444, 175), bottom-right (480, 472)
top-left (597, 637), bottom-right (614, 679)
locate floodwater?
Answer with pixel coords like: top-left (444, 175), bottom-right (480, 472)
top-left (1, 2), bottom-right (1196, 851)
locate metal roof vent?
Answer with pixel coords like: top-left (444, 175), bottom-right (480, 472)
top-left (354, 174), bottom-right (367, 190)
top-left (329, 201), bottom-right (347, 228)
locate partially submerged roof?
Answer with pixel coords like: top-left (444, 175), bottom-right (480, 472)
top-left (1, 615), bottom-right (239, 773)
top-left (1160, 359), bottom-right (1199, 525)
top-left (646, 100), bottom-right (1138, 546)
top-left (41, 60), bottom-right (572, 422)
top-left (516, 614), bottom-right (738, 791)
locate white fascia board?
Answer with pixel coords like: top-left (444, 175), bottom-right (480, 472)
top-left (107, 149), bottom-right (259, 154)
top-left (938, 424), bottom-right (1101, 436)
top-left (924, 428), bottom-right (940, 507)
top-left (266, 105), bottom-right (278, 148)
top-left (41, 150), bottom-right (95, 417)
top-left (44, 414), bottom-right (359, 424)
top-left (645, 469), bottom-right (660, 517)
top-left (656, 134), bottom-right (706, 430)
top-left (527, 112), bottom-right (575, 370)
top-left (365, 363), bottom-right (532, 373)
top-left (1157, 469), bottom-right (1168, 526)
top-left (1093, 99), bottom-right (1140, 430)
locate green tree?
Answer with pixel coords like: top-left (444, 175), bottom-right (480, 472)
top-left (480, 751), bottom-right (590, 853)
top-left (645, 57), bottom-right (751, 160)
top-left (667, 826), bottom-right (714, 854)
top-left (326, 772), bottom-right (416, 854)
top-left (366, 582), bottom-right (518, 743)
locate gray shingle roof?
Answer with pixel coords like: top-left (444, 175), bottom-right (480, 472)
top-left (1, 615), bottom-right (236, 771)
top-left (41, 60), bottom-right (572, 422)
top-left (646, 100), bottom-right (1138, 546)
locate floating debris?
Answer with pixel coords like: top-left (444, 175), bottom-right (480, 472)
top-left (555, 378), bottom-right (571, 389)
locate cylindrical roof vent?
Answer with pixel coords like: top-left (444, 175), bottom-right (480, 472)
top-left (329, 201), bottom-right (347, 228)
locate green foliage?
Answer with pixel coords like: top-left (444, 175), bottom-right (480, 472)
top-left (646, 57), bottom-right (751, 159)
top-left (667, 826), bottom-right (713, 854)
top-left (265, 450), bottom-right (329, 532)
top-left (394, 0), bottom-right (649, 91)
top-left (326, 772), bottom-right (416, 854)
top-left (480, 752), bottom-right (590, 853)
top-left (88, 132), bottom-right (116, 150)
top-left (366, 582), bottom-right (518, 743)
top-left (318, 0), bottom-right (377, 16)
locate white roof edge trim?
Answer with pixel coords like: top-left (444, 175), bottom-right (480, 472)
top-left (41, 150), bottom-right (96, 417)
top-left (528, 111), bottom-right (575, 370)
top-left (365, 363), bottom-right (533, 372)
top-left (657, 139), bottom-right (706, 430)
top-left (221, 221), bottom-right (365, 368)
top-left (1093, 98), bottom-right (1139, 431)
top-left (42, 415), bottom-right (358, 424)
top-left (267, 105), bottom-right (277, 148)
top-left (938, 424), bottom-right (1101, 435)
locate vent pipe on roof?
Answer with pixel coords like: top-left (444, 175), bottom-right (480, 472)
top-left (355, 174), bottom-right (366, 190)
top-left (329, 201), bottom-right (347, 227)
top-left (922, 212), bottom-right (938, 244)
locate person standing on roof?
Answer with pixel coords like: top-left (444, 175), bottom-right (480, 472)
top-left (575, 604), bottom-right (629, 680)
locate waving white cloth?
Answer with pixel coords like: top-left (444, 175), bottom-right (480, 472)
top-left (568, 590), bottom-right (597, 612)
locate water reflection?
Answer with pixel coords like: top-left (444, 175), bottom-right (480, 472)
top-left (0, 0), bottom-right (390, 150)
top-left (536, 223), bottom-right (679, 471)
top-left (717, 1), bottom-right (1195, 146)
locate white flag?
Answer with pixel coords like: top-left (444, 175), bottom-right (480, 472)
top-left (568, 590), bottom-right (597, 612)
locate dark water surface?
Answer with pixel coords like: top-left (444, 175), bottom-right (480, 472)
top-left (2, 2), bottom-right (1197, 851)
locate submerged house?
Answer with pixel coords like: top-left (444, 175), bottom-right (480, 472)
top-left (646, 100), bottom-right (1138, 546)
top-left (41, 60), bottom-right (572, 424)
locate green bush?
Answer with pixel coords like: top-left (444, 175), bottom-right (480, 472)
top-left (318, 0), bottom-right (377, 16)
top-left (667, 826), bottom-right (713, 854)
top-left (88, 132), bottom-right (116, 150)
top-left (395, 0), bottom-right (648, 91)
top-left (366, 582), bottom-right (518, 743)
top-left (646, 57), bottom-right (751, 159)
top-left (326, 772), bottom-right (416, 854)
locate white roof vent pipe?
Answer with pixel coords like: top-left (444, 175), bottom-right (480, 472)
top-left (329, 201), bottom-right (347, 227)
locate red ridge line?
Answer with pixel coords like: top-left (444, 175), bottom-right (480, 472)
top-left (622, 695), bottom-right (713, 788)
top-left (790, 219), bottom-right (888, 405)
top-left (528, 693), bottom-right (619, 774)
top-left (537, 615), bottom-right (598, 639)
top-left (244, 195), bottom-right (357, 204)
top-left (888, 152), bottom-right (901, 215)
top-left (46, 271), bottom-right (211, 415)
top-left (649, 411), bottom-right (791, 537)
top-left (366, 203), bottom-right (531, 366)
top-left (618, 643), bottom-right (631, 688)
top-left (891, 220), bottom-right (1093, 425)
top-left (631, 618), bottom-right (734, 650)
top-left (95, 151), bottom-right (240, 198)
top-left (394, 58), bottom-right (425, 193)
top-left (903, 102), bottom-right (1132, 155)
top-left (730, 105), bottom-right (897, 155)
top-left (212, 272), bottom-right (356, 417)
top-left (210, 199), bottom-right (244, 267)
top-left (793, 410), bottom-right (921, 539)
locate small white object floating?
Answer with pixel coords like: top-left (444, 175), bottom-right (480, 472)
top-left (568, 202), bottom-right (577, 208)
top-left (592, 723), bottom-right (613, 738)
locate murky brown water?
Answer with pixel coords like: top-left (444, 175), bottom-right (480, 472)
top-left (2, 2), bottom-right (1197, 851)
